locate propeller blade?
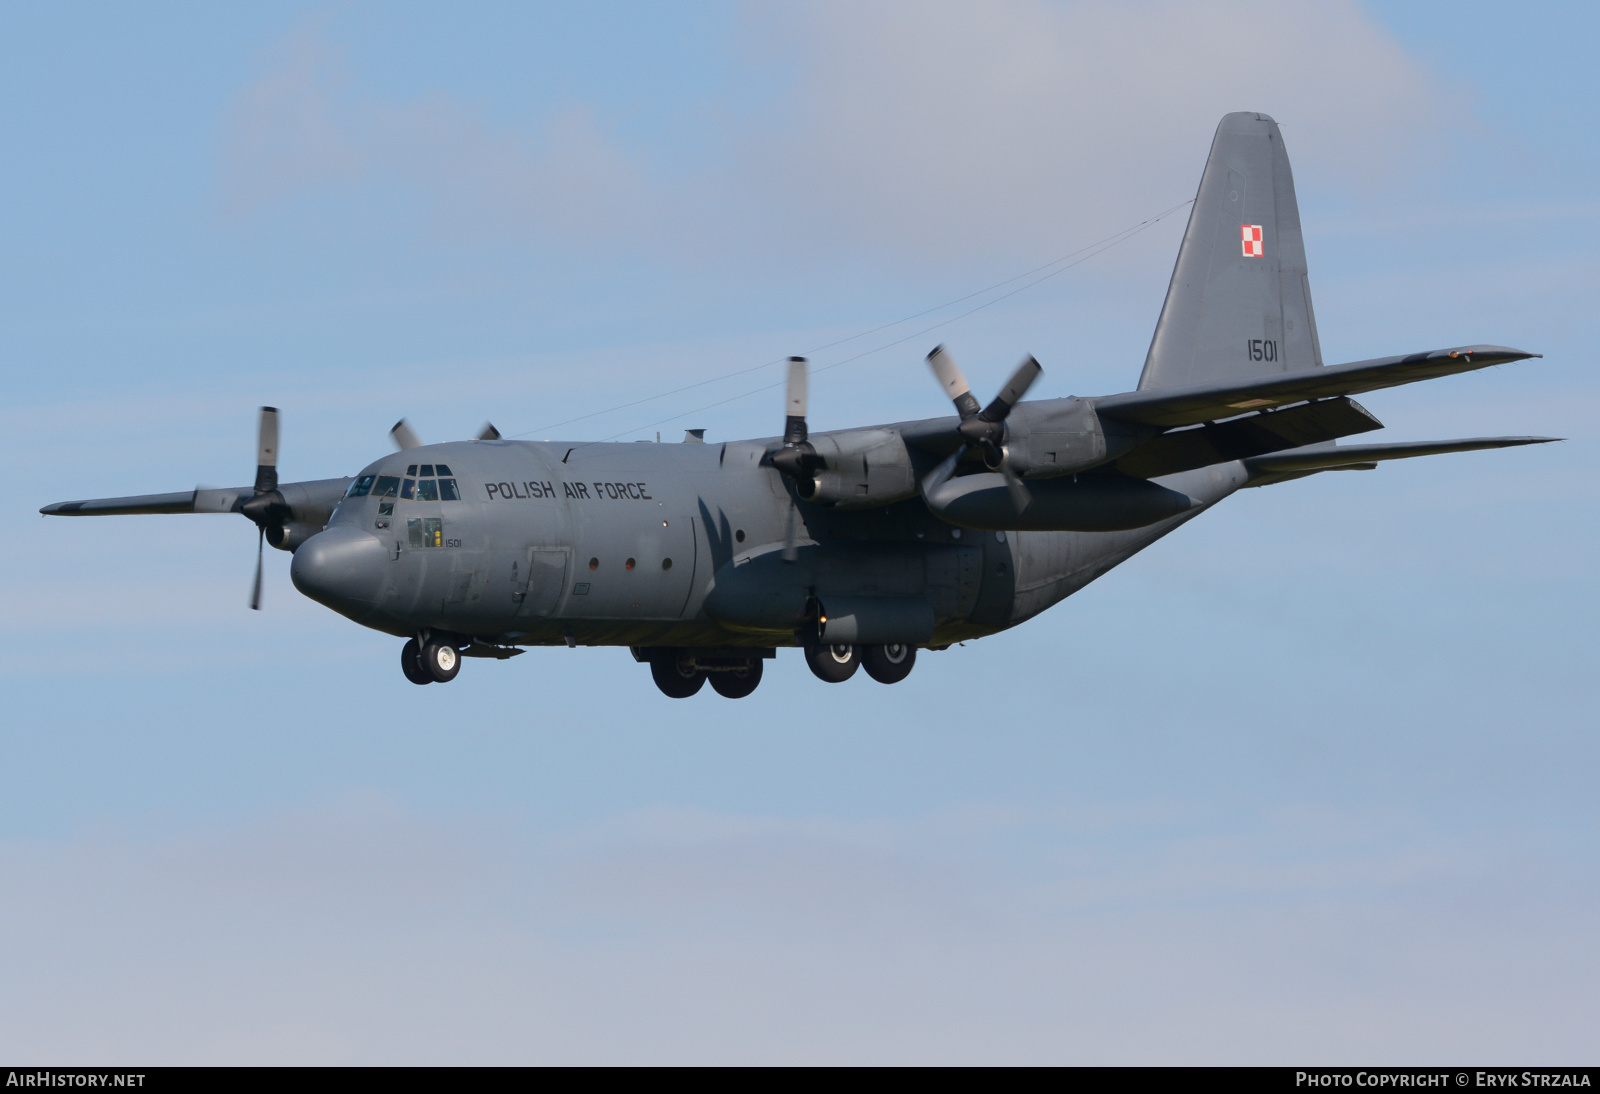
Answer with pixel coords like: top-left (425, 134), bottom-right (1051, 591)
top-left (781, 503), bottom-right (800, 563)
top-left (390, 419), bottom-right (423, 451)
top-left (981, 356), bottom-right (1043, 422)
top-left (250, 526), bottom-right (264, 610)
top-left (1001, 461), bottom-right (1032, 514)
top-left (920, 448), bottom-right (963, 498)
top-left (926, 345), bottom-right (982, 420)
top-left (476, 422), bottom-right (502, 441)
top-left (254, 407), bottom-right (279, 494)
top-left (783, 357), bottom-right (809, 445)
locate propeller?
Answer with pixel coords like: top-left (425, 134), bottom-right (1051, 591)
top-left (238, 406), bottom-right (291, 610)
top-left (390, 419), bottom-right (423, 451)
top-left (764, 357), bottom-right (822, 562)
top-left (922, 345), bottom-right (1041, 512)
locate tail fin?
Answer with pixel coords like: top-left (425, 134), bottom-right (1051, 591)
top-left (1138, 112), bottom-right (1323, 391)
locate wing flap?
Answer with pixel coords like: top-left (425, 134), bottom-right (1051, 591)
top-left (1098, 345), bottom-right (1538, 429)
top-left (1114, 396), bottom-right (1382, 479)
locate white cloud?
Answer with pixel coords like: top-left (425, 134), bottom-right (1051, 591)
top-left (220, 23), bottom-right (366, 214)
top-left (736, 0), bottom-right (1447, 261)
top-left (217, 3), bottom-right (1449, 267)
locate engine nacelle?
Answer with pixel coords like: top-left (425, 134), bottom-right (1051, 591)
top-left (801, 429), bottom-right (919, 509)
top-left (268, 520), bottom-right (323, 552)
top-left (270, 477), bottom-right (353, 551)
top-left (1002, 398), bottom-right (1146, 479)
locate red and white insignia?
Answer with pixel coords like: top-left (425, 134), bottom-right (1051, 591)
top-left (1241, 224), bottom-right (1263, 257)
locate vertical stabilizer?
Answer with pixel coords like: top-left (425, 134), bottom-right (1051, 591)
top-left (1138, 112), bottom-right (1323, 391)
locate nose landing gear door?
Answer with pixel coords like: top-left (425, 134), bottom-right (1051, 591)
top-left (515, 547), bottom-right (570, 618)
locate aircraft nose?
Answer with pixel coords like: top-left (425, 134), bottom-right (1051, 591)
top-left (290, 526), bottom-right (387, 617)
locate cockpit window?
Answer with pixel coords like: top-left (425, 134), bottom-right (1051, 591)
top-left (434, 464), bottom-right (453, 476)
top-left (407, 517), bottom-right (443, 549)
top-left (416, 478), bottom-right (440, 502)
top-left (439, 478), bottom-right (460, 501)
top-left (406, 465), bottom-right (418, 476)
top-left (371, 476), bottom-right (400, 498)
top-left (419, 464), bottom-right (435, 477)
top-left (400, 478), bottom-right (416, 500)
top-left (345, 475), bottom-right (375, 498)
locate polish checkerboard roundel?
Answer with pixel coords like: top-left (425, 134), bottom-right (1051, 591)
top-left (1241, 224), bottom-right (1263, 257)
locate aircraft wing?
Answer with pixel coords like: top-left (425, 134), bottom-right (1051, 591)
top-left (1095, 345), bottom-right (1539, 429)
top-left (1243, 436), bottom-right (1559, 486)
top-left (41, 479), bottom-right (351, 518)
top-left (40, 488), bottom-right (240, 515)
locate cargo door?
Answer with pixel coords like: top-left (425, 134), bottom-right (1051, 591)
top-left (516, 547), bottom-right (571, 618)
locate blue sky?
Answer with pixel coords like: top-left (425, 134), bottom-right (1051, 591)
top-left (2, 1), bottom-right (1596, 1063)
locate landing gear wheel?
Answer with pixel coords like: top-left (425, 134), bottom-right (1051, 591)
top-left (401, 638), bottom-right (432, 685)
top-left (650, 650), bottom-right (706, 698)
top-left (862, 643), bottom-right (917, 684)
top-left (709, 658), bottom-right (763, 698)
top-left (805, 643), bottom-right (859, 683)
top-left (422, 640), bottom-right (460, 683)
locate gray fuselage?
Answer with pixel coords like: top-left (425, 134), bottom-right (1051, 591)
top-left (290, 436), bottom-right (1247, 649)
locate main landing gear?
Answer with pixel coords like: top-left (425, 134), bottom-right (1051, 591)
top-left (644, 648), bottom-right (767, 699)
top-left (401, 636), bottom-right (461, 684)
top-left (805, 643), bottom-right (917, 684)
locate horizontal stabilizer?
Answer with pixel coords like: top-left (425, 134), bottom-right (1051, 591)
top-left (1244, 436), bottom-right (1559, 486)
top-left (1099, 345), bottom-right (1538, 430)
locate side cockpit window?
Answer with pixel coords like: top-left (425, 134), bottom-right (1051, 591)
top-left (345, 475), bottom-right (375, 499)
top-left (406, 517), bottom-right (443, 549)
top-left (371, 476), bottom-right (400, 498)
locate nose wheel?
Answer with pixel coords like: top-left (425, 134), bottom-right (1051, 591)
top-left (402, 637), bottom-right (461, 684)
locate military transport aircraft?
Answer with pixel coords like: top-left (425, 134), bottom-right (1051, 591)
top-left (42, 112), bottom-right (1555, 698)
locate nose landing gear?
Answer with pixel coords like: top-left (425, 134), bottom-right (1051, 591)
top-left (401, 636), bottom-right (462, 684)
